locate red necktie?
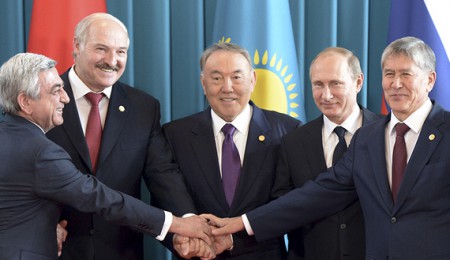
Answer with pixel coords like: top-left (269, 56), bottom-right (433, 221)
top-left (392, 123), bottom-right (410, 202)
top-left (221, 124), bottom-right (241, 206)
top-left (85, 92), bottom-right (104, 173)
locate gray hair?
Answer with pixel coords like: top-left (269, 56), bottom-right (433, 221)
top-left (200, 42), bottom-right (253, 74)
top-left (0, 53), bottom-right (56, 114)
top-left (73, 12), bottom-right (129, 58)
top-left (381, 36), bottom-right (435, 72)
top-left (310, 47), bottom-right (362, 80)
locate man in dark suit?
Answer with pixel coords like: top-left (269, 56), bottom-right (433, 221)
top-left (45, 13), bottom-right (197, 260)
top-left (271, 47), bottom-right (379, 259)
top-left (165, 42), bottom-right (301, 259)
top-left (0, 53), bottom-right (212, 260)
top-left (206, 36), bottom-right (450, 259)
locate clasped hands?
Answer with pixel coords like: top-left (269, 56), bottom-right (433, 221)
top-left (173, 214), bottom-right (245, 259)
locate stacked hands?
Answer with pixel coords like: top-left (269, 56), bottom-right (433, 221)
top-left (173, 214), bottom-right (245, 259)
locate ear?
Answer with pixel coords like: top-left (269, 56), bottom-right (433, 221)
top-left (250, 70), bottom-right (257, 92)
top-left (73, 37), bottom-right (81, 56)
top-left (426, 71), bottom-right (436, 92)
top-left (355, 73), bottom-right (364, 93)
top-left (200, 75), bottom-right (207, 95)
top-left (17, 92), bottom-right (33, 115)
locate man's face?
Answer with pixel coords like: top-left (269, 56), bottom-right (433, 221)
top-left (311, 53), bottom-right (362, 124)
top-left (28, 68), bottom-right (70, 132)
top-left (382, 54), bottom-right (435, 121)
top-left (201, 50), bottom-right (256, 122)
top-left (73, 19), bottom-right (129, 92)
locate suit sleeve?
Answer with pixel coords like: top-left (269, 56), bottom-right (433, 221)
top-left (34, 141), bottom-right (166, 238)
top-left (141, 100), bottom-right (197, 216)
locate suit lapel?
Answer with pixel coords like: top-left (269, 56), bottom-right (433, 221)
top-left (232, 106), bottom-right (272, 209)
top-left (98, 84), bottom-right (130, 169)
top-left (395, 105), bottom-right (444, 209)
top-left (190, 110), bottom-right (230, 211)
top-left (305, 117), bottom-right (328, 175)
top-left (60, 72), bottom-right (92, 170)
top-left (368, 117), bottom-right (394, 210)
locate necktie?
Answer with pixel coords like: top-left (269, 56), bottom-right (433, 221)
top-left (333, 126), bottom-right (347, 165)
top-left (392, 123), bottom-right (410, 202)
top-left (221, 124), bottom-right (241, 206)
top-left (85, 92), bottom-right (104, 173)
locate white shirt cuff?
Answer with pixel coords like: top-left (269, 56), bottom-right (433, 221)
top-left (242, 214), bottom-right (254, 235)
top-left (156, 211), bottom-right (172, 241)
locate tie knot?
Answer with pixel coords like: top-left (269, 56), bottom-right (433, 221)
top-left (222, 124), bottom-right (236, 137)
top-left (85, 92), bottom-right (104, 106)
top-left (334, 126), bottom-right (346, 139)
top-left (395, 123), bottom-right (410, 137)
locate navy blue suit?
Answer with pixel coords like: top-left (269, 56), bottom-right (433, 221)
top-left (46, 69), bottom-right (196, 260)
top-left (163, 103), bottom-right (301, 259)
top-left (272, 107), bottom-right (379, 259)
top-left (0, 115), bottom-right (165, 260)
top-left (248, 103), bottom-right (450, 259)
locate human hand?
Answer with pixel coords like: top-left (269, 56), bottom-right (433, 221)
top-left (173, 234), bottom-right (216, 259)
top-left (201, 214), bottom-right (244, 236)
top-left (209, 228), bottom-right (233, 255)
top-left (170, 215), bottom-right (212, 245)
top-left (56, 220), bottom-right (68, 257)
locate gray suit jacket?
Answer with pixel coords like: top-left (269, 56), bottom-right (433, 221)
top-left (0, 114), bottom-right (165, 260)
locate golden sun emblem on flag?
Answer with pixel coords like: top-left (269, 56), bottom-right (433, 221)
top-left (219, 37), bottom-right (301, 118)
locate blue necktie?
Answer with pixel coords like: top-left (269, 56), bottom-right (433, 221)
top-left (221, 124), bottom-right (241, 206)
top-left (333, 126), bottom-right (347, 165)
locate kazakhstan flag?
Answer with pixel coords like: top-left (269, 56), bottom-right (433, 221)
top-left (212, 0), bottom-right (306, 122)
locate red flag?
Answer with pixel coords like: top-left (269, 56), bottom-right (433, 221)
top-left (380, 93), bottom-right (389, 115)
top-left (27, 0), bottom-right (107, 72)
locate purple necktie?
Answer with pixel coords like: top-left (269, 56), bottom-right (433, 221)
top-left (392, 123), bottom-right (410, 202)
top-left (85, 92), bottom-right (104, 173)
top-left (221, 124), bottom-right (241, 206)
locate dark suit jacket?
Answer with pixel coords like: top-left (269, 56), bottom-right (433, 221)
top-left (271, 107), bottom-right (379, 260)
top-left (163, 102), bottom-right (301, 259)
top-left (247, 102), bottom-right (450, 259)
top-left (0, 114), bottom-right (165, 260)
top-left (46, 69), bottom-right (196, 260)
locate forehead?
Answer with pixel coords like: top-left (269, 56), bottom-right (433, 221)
top-left (39, 68), bottom-right (63, 88)
top-left (311, 53), bottom-right (349, 77)
top-left (86, 19), bottom-right (129, 47)
top-left (204, 50), bottom-right (251, 72)
top-left (383, 53), bottom-right (416, 70)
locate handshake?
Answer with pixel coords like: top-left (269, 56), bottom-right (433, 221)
top-left (172, 214), bottom-right (245, 259)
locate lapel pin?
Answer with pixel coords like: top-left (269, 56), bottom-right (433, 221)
top-left (258, 135), bottom-right (265, 142)
top-left (429, 134), bottom-right (435, 141)
top-left (118, 106), bottom-right (125, 112)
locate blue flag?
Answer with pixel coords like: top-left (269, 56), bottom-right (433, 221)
top-left (388, 0), bottom-right (450, 110)
top-left (212, 0), bottom-right (306, 122)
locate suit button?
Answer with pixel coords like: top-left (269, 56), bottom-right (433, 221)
top-left (340, 224), bottom-right (347, 229)
top-left (391, 217), bottom-right (397, 224)
top-left (89, 229), bottom-right (96, 236)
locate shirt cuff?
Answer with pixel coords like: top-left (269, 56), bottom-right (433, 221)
top-left (242, 214), bottom-right (254, 236)
top-left (155, 211), bottom-right (172, 241)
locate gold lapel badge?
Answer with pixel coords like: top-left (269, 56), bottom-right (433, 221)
top-left (119, 106), bottom-right (125, 112)
top-left (429, 134), bottom-right (435, 141)
top-left (258, 135), bottom-right (265, 142)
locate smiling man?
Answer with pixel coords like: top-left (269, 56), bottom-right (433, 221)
top-left (46, 13), bottom-right (197, 260)
top-left (163, 42), bottom-right (301, 259)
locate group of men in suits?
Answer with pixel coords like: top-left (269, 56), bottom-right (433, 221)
top-left (1, 10), bottom-right (448, 260)
top-left (207, 36), bottom-right (450, 259)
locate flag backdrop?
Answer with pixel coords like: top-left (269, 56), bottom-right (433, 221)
top-left (27, 0), bottom-right (107, 72)
top-left (211, 0), bottom-right (306, 122)
top-left (383, 0), bottom-right (450, 114)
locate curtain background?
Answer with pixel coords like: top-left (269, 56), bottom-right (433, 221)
top-left (0, 0), bottom-right (390, 259)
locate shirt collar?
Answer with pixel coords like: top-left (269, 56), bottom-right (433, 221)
top-left (388, 98), bottom-right (432, 136)
top-left (211, 103), bottom-right (252, 136)
top-left (323, 104), bottom-right (362, 140)
top-left (69, 66), bottom-right (112, 100)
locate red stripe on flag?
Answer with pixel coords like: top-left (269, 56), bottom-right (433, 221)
top-left (380, 93), bottom-right (389, 115)
top-left (27, 0), bottom-right (107, 72)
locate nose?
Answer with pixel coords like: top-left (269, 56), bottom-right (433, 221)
top-left (221, 77), bottom-right (234, 92)
top-left (60, 88), bottom-right (70, 104)
top-left (392, 75), bottom-right (403, 89)
top-left (104, 51), bottom-right (118, 67)
top-left (322, 86), bottom-right (333, 101)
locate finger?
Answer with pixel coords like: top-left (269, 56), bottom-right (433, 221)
top-left (59, 220), bottom-right (68, 228)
